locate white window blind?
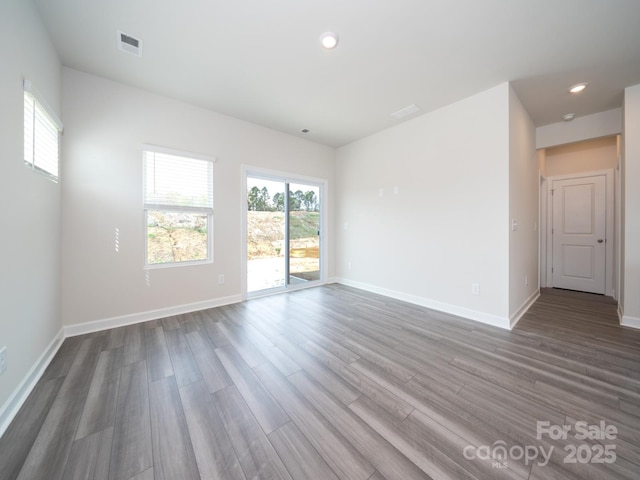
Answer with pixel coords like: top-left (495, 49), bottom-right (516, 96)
top-left (143, 146), bottom-right (214, 267)
top-left (143, 148), bottom-right (214, 211)
top-left (23, 81), bottom-right (62, 181)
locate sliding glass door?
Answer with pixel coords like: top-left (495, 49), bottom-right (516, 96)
top-left (246, 173), bottom-right (322, 295)
top-left (247, 177), bottom-right (286, 292)
top-left (288, 182), bottom-right (320, 284)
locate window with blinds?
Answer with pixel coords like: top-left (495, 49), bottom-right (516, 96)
top-left (143, 146), bottom-right (214, 266)
top-left (23, 85), bottom-right (62, 181)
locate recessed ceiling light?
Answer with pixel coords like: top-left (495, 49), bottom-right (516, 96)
top-left (320, 32), bottom-right (339, 49)
top-left (569, 83), bottom-right (588, 94)
top-left (562, 113), bottom-right (575, 121)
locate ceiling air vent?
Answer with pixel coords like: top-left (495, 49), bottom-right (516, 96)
top-left (117, 31), bottom-right (143, 57)
top-left (391, 104), bottom-right (421, 120)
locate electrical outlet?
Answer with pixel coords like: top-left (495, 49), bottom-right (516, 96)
top-left (347, 261), bottom-right (352, 271)
top-left (218, 274), bottom-right (225, 285)
top-left (525, 275), bottom-right (529, 286)
top-left (0, 346), bottom-right (7, 375)
top-left (471, 284), bottom-right (480, 295)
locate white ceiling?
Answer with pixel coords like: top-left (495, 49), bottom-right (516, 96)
top-left (34, 0), bottom-right (640, 147)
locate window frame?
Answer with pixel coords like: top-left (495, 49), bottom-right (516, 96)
top-left (142, 144), bottom-right (215, 269)
top-left (23, 79), bottom-right (63, 182)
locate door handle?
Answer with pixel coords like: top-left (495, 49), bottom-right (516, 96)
top-left (597, 239), bottom-right (604, 243)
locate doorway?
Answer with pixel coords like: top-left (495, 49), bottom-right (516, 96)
top-left (544, 170), bottom-right (614, 296)
top-left (244, 170), bottom-right (323, 296)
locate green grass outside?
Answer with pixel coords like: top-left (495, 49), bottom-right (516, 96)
top-left (289, 211), bottom-right (320, 239)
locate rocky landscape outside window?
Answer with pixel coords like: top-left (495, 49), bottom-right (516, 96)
top-left (143, 146), bottom-right (214, 267)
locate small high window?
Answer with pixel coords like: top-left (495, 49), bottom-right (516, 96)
top-left (23, 80), bottom-right (63, 181)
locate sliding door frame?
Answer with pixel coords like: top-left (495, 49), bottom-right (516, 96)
top-left (241, 165), bottom-right (328, 300)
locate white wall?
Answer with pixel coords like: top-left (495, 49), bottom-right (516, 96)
top-left (622, 84), bottom-right (640, 327)
top-left (0, 0), bottom-right (62, 424)
top-left (544, 136), bottom-right (618, 177)
top-left (536, 108), bottom-right (622, 149)
top-left (336, 83), bottom-right (511, 327)
top-left (508, 86), bottom-right (539, 322)
top-left (61, 69), bottom-right (335, 327)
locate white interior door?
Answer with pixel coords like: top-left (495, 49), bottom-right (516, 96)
top-left (552, 175), bottom-right (606, 294)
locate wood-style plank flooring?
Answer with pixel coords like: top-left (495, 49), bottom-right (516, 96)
top-left (1, 285), bottom-right (639, 480)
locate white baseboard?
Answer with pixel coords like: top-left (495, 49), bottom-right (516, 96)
top-left (64, 294), bottom-right (243, 337)
top-left (336, 278), bottom-right (511, 330)
top-left (617, 302), bottom-right (640, 329)
top-left (621, 314), bottom-right (640, 330)
top-left (0, 328), bottom-right (65, 439)
top-left (510, 290), bottom-right (540, 329)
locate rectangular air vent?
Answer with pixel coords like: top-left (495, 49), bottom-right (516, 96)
top-left (117, 31), bottom-right (143, 57)
top-left (391, 104), bottom-right (421, 120)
